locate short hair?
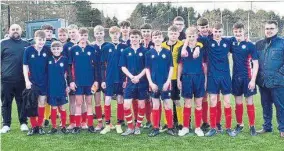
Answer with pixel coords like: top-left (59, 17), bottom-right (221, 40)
top-left (41, 24), bottom-right (53, 30)
top-left (129, 29), bottom-right (142, 37)
top-left (109, 26), bottom-right (120, 34)
top-left (67, 24), bottom-right (78, 30)
top-left (151, 30), bottom-right (162, 37)
top-left (265, 20), bottom-right (278, 27)
top-left (168, 25), bottom-right (179, 32)
top-left (197, 17), bottom-right (209, 26)
top-left (119, 21), bottom-right (131, 27)
top-left (94, 25), bottom-right (104, 33)
top-left (34, 30), bottom-right (46, 39)
top-left (185, 27), bottom-right (198, 35)
top-left (140, 23), bottom-right (152, 30)
top-left (58, 28), bottom-right (68, 33)
top-left (51, 41), bottom-right (63, 48)
top-left (233, 22), bottom-right (245, 29)
top-left (174, 16), bottom-right (184, 22)
top-left (213, 22), bottom-right (223, 30)
top-left (78, 28), bottom-right (89, 35)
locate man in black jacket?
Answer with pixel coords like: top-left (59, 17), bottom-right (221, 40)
top-left (1, 24), bottom-right (30, 133)
top-left (255, 20), bottom-right (284, 138)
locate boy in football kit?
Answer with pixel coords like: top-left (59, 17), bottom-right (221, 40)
top-left (23, 30), bottom-right (49, 135)
top-left (119, 20), bottom-right (131, 46)
top-left (177, 27), bottom-right (206, 137)
top-left (100, 26), bottom-right (128, 135)
top-left (69, 28), bottom-right (99, 134)
top-left (47, 41), bottom-right (69, 134)
top-left (119, 29), bottom-right (148, 136)
top-left (140, 23), bottom-right (155, 128)
top-left (230, 23), bottom-right (259, 136)
top-left (161, 25), bottom-right (184, 131)
top-left (145, 30), bottom-right (175, 137)
top-left (173, 16), bottom-right (186, 41)
top-left (92, 25), bottom-right (110, 131)
top-left (58, 28), bottom-right (68, 45)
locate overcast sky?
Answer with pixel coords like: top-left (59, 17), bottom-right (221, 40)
top-left (89, 0), bottom-right (284, 21)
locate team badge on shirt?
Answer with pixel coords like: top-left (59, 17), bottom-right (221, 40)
top-left (168, 92), bottom-right (171, 96)
top-left (232, 42), bottom-right (235, 46)
top-left (211, 43), bottom-right (215, 47)
top-left (139, 52), bottom-right (143, 56)
top-left (223, 43), bottom-right (227, 48)
top-left (151, 55), bottom-right (155, 58)
top-left (68, 47), bottom-right (71, 50)
top-left (87, 51), bottom-right (91, 56)
top-left (128, 52), bottom-right (132, 56)
top-left (60, 63), bottom-right (64, 67)
top-left (242, 45), bottom-right (246, 49)
top-left (150, 45), bottom-right (154, 49)
top-left (76, 52), bottom-right (79, 55)
top-left (162, 54), bottom-right (166, 59)
top-left (121, 49), bottom-right (124, 52)
top-left (43, 53), bottom-right (47, 57)
top-left (31, 54), bottom-right (35, 58)
top-left (49, 61), bottom-right (52, 64)
top-left (109, 49), bottom-right (112, 53)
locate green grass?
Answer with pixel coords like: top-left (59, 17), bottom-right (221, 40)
top-left (1, 94), bottom-right (284, 151)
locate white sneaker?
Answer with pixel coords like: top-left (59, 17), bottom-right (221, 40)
top-left (0, 126), bottom-right (10, 134)
top-left (20, 124), bottom-right (29, 132)
top-left (100, 125), bottom-right (111, 135)
top-left (81, 123), bottom-right (88, 129)
top-left (115, 125), bottom-right (123, 134)
top-left (195, 128), bottom-right (205, 137)
top-left (178, 127), bottom-right (189, 136)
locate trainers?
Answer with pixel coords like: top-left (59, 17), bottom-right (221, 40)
top-left (72, 127), bottom-right (80, 134)
top-left (81, 122), bottom-right (88, 129)
top-left (177, 124), bottom-right (183, 130)
top-left (250, 126), bottom-right (257, 136)
top-left (61, 127), bottom-right (69, 134)
top-left (148, 128), bottom-right (159, 137)
top-left (217, 124), bottom-right (223, 133)
top-left (195, 128), bottom-right (205, 137)
top-left (95, 123), bottom-right (104, 131)
top-left (115, 125), bottom-right (123, 134)
top-left (178, 127), bottom-right (189, 136)
top-left (167, 128), bottom-right (176, 136)
top-left (143, 122), bottom-right (152, 129)
top-left (226, 128), bottom-right (237, 137)
top-left (281, 132), bottom-right (284, 138)
top-left (44, 119), bottom-right (49, 127)
top-left (110, 123), bottom-right (116, 130)
top-left (205, 128), bottom-right (217, 137)
top-left (201, 123), bottom-right (210, 131)
top-left (234, 124), bottom-right (244, 134)
top-left (27, 127), bottom-right (38, 136)
top-left (159, 125), bottom-right (168, 133)
top-left (134, 127), bottom-right (141, 135)
top-left (0, 126), bottom-right (10, 134)
top-left (256, 128), bottom-right (272, 134)
top-left (88, 126), bottom-right (96, 133)
top-left (20, 124), bottom-right (29, 132)
top-left (38, 127), bottom-right (46, 135)
top-left (121, 128), bottom-right (134, 136)
top-left (48, 128), bottom-right (58, 134)
top-left (67, 123), bottom-right (75, 130)
top-left (100, 125), bottom-right (111, 134)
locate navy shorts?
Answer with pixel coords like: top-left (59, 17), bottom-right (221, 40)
top-left (171, 80), bottom-right (180, 100)
top-left (48, 96), bottom-right (68, 106)
top-left (207, 76), bottom-right (231, 95)
top-left (104, 83), bottom-right (123, 96)
top-left (124, 82), bottom-right (149, 100)
top-left (181, 74), bottom-right (205, 99)
top-left (151, 89), bottom-right (171, 100)
top-left (232, 77), bottom-right (257, 97)
top-left (75, 86), bottom-right (92, 95)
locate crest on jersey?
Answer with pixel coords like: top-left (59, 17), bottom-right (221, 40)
top-left (211, 43), bottom-right (215, 47)
top-left (87, 52), bottom-right (91, 56)
top-left (109, 49), bottom-right (112, 53)
top-left (150, 45), bottom-right (154, 49)
top-left (139, 52), bottom-right (143, 56)
top-left (68, 47), bottom-right (71, 51)
top-left (242, 45), bottom-right (246, 49)
top-left (43, 53), bottom-right (47, 57)
top-left (151, 55), bottom-right (155, 58)
top-left (121, 49), bottom-right (124, 52)
top-left (60, 63), bottom-right (64, 67)
top-left (128, 52), bottom-right (132, 56)
top-left (49, 61), bottom-right (52, 64)
top-left (31, 54), bottom-right (35, 58)
top-left (76, 52), bottom-right (79, 55)
top-left (223, 43), bottom-right (227, 48)
top-left (168, 92), bottom-right (171, 96)
top-left (162, 54), bottom-right (166, 58)
top-left (232, 42), bottom-right (235, 46)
